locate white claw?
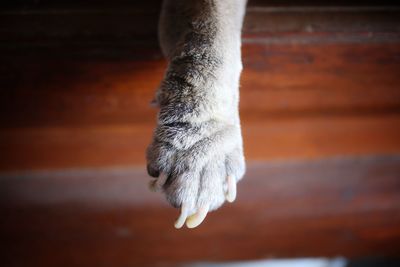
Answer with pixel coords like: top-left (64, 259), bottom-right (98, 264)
top-left (226, 175), bottom-right (237, 203)
top-left (185, 205), bottom-right (209, 228)
top-left (148, 173), bottom-right (167, 192)
top-left (174, 203), bottom-right (189, 229)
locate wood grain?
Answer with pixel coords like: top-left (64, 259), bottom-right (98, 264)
top-left (1, 44), bottom-right (400, 127)
top-left (1, 43), bottom-right (400, 171)
top-left (1, 1), bottom-right (400, 265)
top-left (1, 115), bottom-right (400, 171)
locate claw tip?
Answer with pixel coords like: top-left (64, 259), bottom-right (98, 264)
top-left (226, 175), bottom-right (237, 203)
top-left (185, 206), bottom-right (209, 228)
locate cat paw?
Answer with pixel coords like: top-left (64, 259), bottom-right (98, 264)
top-left (147, 122), bottom-right (245, 228)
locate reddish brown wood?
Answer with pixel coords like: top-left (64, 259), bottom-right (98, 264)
top-left (0, 60), bottom-right (165, 127)
top-left (241, 44), bottom-right (400, 118)
top-left (1, 2), bottom-right (400, 265)
top-left (1, 115), bottom-right (400, 171)
top-left (2, 44), bottom-right (400, 127)
top-left (1, 156), bottom-right (400, 266)
top-left (1, 43), bottom-right (400, 171)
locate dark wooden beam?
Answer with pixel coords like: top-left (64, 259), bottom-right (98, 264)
top-left (1, 1), bottom-right (399, 59)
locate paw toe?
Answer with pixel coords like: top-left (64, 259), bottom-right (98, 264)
top-left (164, 171), bottom-right (200, 211)
top-left (196, 161), bottom-right (226, 211)
top-left (225, 147), bottom-right (246, 181)
top-left (225, 175), bottom-right (237, 203)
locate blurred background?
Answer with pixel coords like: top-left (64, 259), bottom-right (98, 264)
top-left (1, 0), bottom-right (400, 266)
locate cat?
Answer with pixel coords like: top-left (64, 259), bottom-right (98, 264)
top-left (147, 0), bottom-right (247, 229)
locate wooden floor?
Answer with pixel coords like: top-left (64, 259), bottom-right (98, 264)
top-left (1, 1), bottom-right (400, 266)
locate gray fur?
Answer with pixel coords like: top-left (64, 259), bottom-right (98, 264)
top-left (147, 0), bottom-right (247, 215)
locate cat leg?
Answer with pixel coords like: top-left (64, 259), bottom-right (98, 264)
top-left (147, 0), bottom-right (247, 228)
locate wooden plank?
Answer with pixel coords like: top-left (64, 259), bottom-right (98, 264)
top-left (0, 10), bottom-right (160, 44)
top-left (1, 115), bottom-right (400, 171)
top-left (243, 115), bottom-right (400, 160)
top-left (0, 0), bottom-right (163, 10)
top-left (1, 43), bottom-right (400, 171)
top-left (0, 60), bottom-right (165, 127)
top-left (1, 1), bottom-right (399, 59)
top-left (241, 43), bottom-right (400, 118)
top-left (3, 9), bottom-right (398, 44)
top-left (1, 156), bottom-right (400, 266)
top-left (1, 5), bottom-right (399, 171)
top-left (1, 44), bottom-right (399, 128)
top-left (2, 0), bottom-right (397, 9)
